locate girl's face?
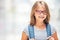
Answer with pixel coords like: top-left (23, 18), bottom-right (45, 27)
top-left (34, 3), bottom-right (47, 22)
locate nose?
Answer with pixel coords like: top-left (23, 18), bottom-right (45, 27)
top-left (40, 13), bottom-right (44, 15)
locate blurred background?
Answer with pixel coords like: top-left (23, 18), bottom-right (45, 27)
top-left (0, 0), bottom-right (60, 40)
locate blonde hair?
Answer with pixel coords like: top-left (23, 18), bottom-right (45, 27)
top-left (30, 1), bottom-right (50, 26)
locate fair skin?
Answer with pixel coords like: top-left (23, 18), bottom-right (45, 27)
top-left (34, 3), bottom-right (47, 30)
top-left (21, 32), bottom-right (28, 40)
top-left (21, 3), bottom-right (58, 40)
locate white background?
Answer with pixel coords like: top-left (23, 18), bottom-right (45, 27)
top-left (0, 0), bottom-right (60, 40)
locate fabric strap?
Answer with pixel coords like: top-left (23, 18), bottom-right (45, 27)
top-left (28, 25), bottom-right (35, 38)
top-left (28, 24), bottom-right (51, 39)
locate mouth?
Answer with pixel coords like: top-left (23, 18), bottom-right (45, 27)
top-left (38, 16), bottom-right (44, 19)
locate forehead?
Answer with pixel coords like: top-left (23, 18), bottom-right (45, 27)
top-left (35, 3), bottom-right (46, 11)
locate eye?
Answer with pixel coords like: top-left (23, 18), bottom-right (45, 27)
top-left (36, 10), bottom-right (41, 12)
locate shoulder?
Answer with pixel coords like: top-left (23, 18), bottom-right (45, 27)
top-left (23, 25), bottom-right (30, 36)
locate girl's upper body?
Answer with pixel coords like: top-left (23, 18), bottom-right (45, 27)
top-left (21, 1), bottom-right (58, 40)
top-left (23, 24), bottom-right (56, 40)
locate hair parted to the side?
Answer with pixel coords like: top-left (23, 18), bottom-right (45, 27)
top-left (30, 1), bottom-right (50, 26)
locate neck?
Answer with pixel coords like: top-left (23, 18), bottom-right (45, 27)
top-left (35, 20), bottom-right (46, 29)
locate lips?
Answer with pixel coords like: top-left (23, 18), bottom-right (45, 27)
top-left (38, 16), bottom-right (44, 18)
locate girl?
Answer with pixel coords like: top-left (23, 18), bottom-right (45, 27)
top-left (21, 1), bottom-right (58, 40)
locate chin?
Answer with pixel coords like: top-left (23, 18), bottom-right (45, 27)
top-left (38, 19), bottom-right (44, 21)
